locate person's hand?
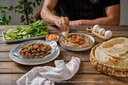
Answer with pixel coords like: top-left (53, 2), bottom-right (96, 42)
top-left (69, 20), bottom-right (82, 26)
top-left (55, 17), bottom-right (69, 32)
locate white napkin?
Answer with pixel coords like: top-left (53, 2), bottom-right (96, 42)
top-left (16, 57), bottom-right (81, 85)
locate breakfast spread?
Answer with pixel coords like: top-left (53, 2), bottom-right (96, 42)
top-left (90, 37), bottom-right (128, 77)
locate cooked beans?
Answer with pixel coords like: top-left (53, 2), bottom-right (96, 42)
top-left (19, 43), bottom-right (52, 58)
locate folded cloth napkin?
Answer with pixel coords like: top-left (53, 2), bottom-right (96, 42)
top-left (16, 57), bottom-right (81, 85)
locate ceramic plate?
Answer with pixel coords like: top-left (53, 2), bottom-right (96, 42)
top-left (11, 40), bottom-right (57, 62)
top-left (10, 40), bottom-right (57, 61)
top-left (2, 31), bottom-right (47, 43)
top-left (9, 40), bottom-right (59, 64)
top-left (10, 45), bottom-right (60, 65)
top-left (10, 47), bottom-right (60, 65)
top-left (59, 33), bottom-right (95, 51)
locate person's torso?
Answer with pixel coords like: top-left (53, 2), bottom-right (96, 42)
top-left (55, 0), bottom-right (105, 20)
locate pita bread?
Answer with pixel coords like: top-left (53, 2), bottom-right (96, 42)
top-left (95, 37), bottom-right (128, 67)
top-left (62, 32), bottom-right (69, 37)
top-left (95, 46), bottom-right (110, 63)
top-left (95, 45), bottom-right (123, 67)
top-left (101, 37), bottom-right (128, 58)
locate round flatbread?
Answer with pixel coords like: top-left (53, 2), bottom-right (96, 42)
top-left (101, 37), bottom-right (128, 58)
top-left (95, 37), bottom-right (128, 67)
top-left (95, 46), bottom-right (110, 63)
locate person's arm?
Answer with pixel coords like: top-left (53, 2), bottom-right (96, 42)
top-left (41, 0), bottom-right (59, 23)
top-left (41, 0), bottom-right (69, 32)
top-left (70, 4), bottom-right (120, 26)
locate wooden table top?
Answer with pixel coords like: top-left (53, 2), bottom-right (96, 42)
top-left (0, 25), bottom-right (128, 85)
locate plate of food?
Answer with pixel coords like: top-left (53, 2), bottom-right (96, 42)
top-left (2, 20), bottom-right (48, 43)
top-left (9, 40), bottom-right (59, 65)
top-left (59, 33), bottom-right (95, 51)
top-left (10, 46), bottom-right (60, 65)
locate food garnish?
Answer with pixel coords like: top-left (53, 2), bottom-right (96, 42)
top-left (47, 34), bottom-right (58, 40)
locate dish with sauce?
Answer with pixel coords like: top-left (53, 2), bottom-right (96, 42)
top-left (59, 33), bottom-right (95, 51)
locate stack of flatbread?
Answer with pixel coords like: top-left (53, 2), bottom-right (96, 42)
top-left (90, 37), bottom-right (128, 77)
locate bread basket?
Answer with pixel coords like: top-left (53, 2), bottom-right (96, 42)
top-left (90, 44), bottom-right (128, 77)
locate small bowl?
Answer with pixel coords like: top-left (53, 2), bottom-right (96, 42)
top-left (46, 34), bottom-right (59, 42)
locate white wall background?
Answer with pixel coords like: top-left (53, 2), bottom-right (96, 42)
top-left (120, 0), bottom-right (128, 25)
top-left (0, 0), bottom-right (128, 25)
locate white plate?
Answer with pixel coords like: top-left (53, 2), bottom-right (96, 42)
top-left (59, 33), bottom-right (95, 51)
top-left (9, 46), bottom-right (60, 65)
top-left (2, 31), bottom-right (47, 43)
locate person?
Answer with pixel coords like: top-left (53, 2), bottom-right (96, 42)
top-left (41, 0), bottom-right (120, 32)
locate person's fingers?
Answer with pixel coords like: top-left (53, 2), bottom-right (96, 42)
top-left (69, 21), bottom-right (74, 26)
top-left (59, 25), bottom-right (64, 32)
top-left (61, 17), bottom-right (67, 32)
top-left (61, 17), bottom-right (70, 32)
top-left (54, 17), bottom-right (70, 32)
top-left (55, 19), bottom-right (61, 26)
top-left (55, 19), bottom-right (64, 31)
top-left (69, 20), bottom-right (82, 26)
top-left (63, 17), bottom-right (69, 32)
top-left (65, 17), bottom-right (69, 26)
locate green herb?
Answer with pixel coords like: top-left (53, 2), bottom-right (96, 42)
top-left (3, 20), bottom-right (48, 40)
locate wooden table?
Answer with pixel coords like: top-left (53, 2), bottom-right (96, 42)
top-left (0, 25), bottom-right (128, 85)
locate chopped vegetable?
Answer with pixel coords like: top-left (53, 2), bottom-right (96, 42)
top-left (3, 20), bottom-right (48, 40)
top-left (47, 34), bottom-right (58, 40)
